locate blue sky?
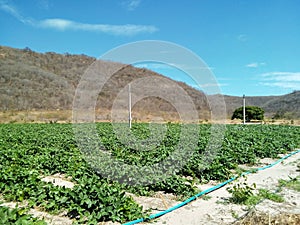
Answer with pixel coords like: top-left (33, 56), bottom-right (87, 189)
top-left (0, 0), bottom-right (299, 96)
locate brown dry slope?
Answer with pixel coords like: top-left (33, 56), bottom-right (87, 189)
top-left (1, 45), bottom-right (299, 122)
top-left (0, 45), bottom-right (211, 121)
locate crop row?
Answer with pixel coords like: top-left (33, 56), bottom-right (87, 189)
top-left (0, 123), bottom-right (299, 224)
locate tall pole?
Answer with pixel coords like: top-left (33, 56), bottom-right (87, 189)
top-left (243, 94), bottom-right (246, 125)
top-left (128, 84), bottom-right (132, 129)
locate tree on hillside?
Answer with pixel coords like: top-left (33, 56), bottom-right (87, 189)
top-left (231, 106), bottom-right (264, 122)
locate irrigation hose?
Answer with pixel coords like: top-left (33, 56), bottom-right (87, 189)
top-left (122, 149), bottom-right (300, 225)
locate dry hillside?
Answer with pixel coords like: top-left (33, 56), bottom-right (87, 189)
top-left (0, 46), bottom-right (211, 121)
top-left (0, 45), bottom-right (299, 121)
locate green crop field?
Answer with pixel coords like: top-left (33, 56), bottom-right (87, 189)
top-left (0, 123), bottom-right (299, 224)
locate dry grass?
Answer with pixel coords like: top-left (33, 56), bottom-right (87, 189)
top-left (1, 110), bottom-right (300, 125)
top-left (0, 110), bottom-right (72, 123)
top-left (234, 210), bottom-right (300, 225)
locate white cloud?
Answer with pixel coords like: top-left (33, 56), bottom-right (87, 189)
top-left (0, 1), bottom-right (33, 24)
top-left (200, 83), bottom-right (228, 88)
top-left (246, 62), bottom-right (266, 68)
top-left (260, 82), bottom-right (299, 89)
top-left (246, 63), bottom-right (258, 68)
top-left (0, 1), bottom-right (157, 36)
top-left (38, 18), bottom-right (158, 35)
top-left (37, 0), bottom-right (50, 10)
top-left (237, 34), bottom-right (247, 42)
top-left (134, 62), bottom-right (214, 71)
top-left (124, 0), bottom-right (141, 11)
top-left (261, 72), bottom-right (300, 82)
top-left (260, 72), bottom-right (300, 89)
top-left (134, 63), bottom-right (170, 70)
top-left (39, 18), bottom-right (72, 30)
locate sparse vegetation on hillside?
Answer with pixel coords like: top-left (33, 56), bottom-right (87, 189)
top-left (0, 45), bottom-right (211, 120)
top-left (220, 91), bottom-right (300, 119)
top-left (0, 45), bottom-right (299, 120)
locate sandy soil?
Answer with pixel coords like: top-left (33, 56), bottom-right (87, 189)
top-left (41, 173), bottom-right (75, 189)
top-left (145, 152), bottom-right (300, 225)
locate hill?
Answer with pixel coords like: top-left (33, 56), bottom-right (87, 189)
top-left (262, 91), bottom-right (300, 118)
top-left (0, 45), bottom-right (299, 121)
top-left (0, 45), bottom-right (211, 121)
top-left (219, 91), bottom-right (300, 119)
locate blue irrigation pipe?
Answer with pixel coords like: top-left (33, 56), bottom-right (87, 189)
top-left (122, 149), bottom-right (300, 225)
